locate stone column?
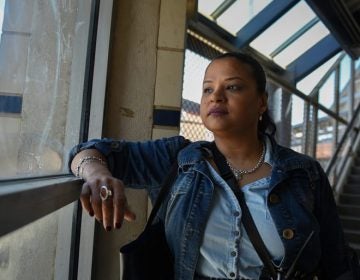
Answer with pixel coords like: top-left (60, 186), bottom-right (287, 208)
top-left (94, 1), bottom-right (188, 279)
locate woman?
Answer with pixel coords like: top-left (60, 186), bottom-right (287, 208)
top-left (69, 52), bottom-right (352, 279)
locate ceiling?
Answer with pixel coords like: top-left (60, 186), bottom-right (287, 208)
top-left (188, 0), bottom-right (359, 84)
top-left (306, 0), bottom-right (360, 59)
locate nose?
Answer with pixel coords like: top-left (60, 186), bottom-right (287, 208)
top-left (210, 87), bottom-right (226, 102)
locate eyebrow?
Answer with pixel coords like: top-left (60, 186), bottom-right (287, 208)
top-left (203, 76), bottom-right (244, 84)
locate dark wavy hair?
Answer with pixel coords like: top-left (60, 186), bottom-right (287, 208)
top-left (211, 52), bottom-right (276, 136)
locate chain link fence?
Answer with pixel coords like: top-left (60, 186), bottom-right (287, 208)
top-left (180, 99), bottom-right (214, 142)
top-left (179, 33), bottom-right (224, 141)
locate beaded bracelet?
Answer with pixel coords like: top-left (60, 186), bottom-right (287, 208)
top-left (75, 156), bottom-right (107, 178)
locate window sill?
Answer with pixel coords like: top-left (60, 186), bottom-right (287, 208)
top-left (0, 175), bottom-right (83, 237)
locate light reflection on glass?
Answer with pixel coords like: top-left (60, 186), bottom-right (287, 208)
top-left (292, 94), bottom-right (304, 126)
top-left (340, 56), bottom-right (351, 92)
top-left (250, 1), bottom-right (316, 58)
top-left (0, 0), bottom-right (4, 41)
top-left (274, 22), bottom-right (329, 67)
top-left (217, 0), bottom-right (272, 35)
top-left (198, 0), bottom-right (225, 19)
top-left (318, 72), bottom-right (335, 116)
top-left (297, 54), bottom-right (341, 95)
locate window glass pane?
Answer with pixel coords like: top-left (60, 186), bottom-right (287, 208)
top-left (340, 55), bottom-right (351, 92)
top-left (316, 114), bottom-right (334, 169)
top-left (181, 50), bottom-right (213, 141)
top-left (339, 96), bottom-right (349, 121)
top-left (182, 50), bottom-right (209, 103)
top-left (296, 53), bottom-right (341, 94)
top-left (337, 122), bottom-right (347, 145)
top-left (292, 95), bottom-right (304, 126)
top-left (291, 95), bottom-right (304, 153)
top-left (319, 73), bottom-right (335, 111)
top-left (0, 204), bottom-right (74, 279)
top-left (0, 0), bottom-right (92, 179)
top-left (198, 0), bottom-right (225, 19)
top-left (250, 1), bottom-right (315, 59)
top-left (338, 56), bottom-right (351, 117)
top-left (273, 22), bottom-right (329, 67)
top-left (217, 0), bottom-right (272, 35)
top-left (356, 57), bottom-right (360, 69)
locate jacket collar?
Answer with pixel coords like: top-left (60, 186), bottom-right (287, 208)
top-left (177, 141), bottom-right (208, 167)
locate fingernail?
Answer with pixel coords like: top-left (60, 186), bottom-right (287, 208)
top-left (115, 222), bottom-right (121, 229)
top-left (106, 226), bottom-right (112, 232)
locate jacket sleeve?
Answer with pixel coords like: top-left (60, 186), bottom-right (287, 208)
top-left (313, 162), bottom-right (352, 279)
top-left (68, 136), bottom-right (187, 190)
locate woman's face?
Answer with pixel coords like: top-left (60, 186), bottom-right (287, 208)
top-left (200, 57), bottom-right (267, 137)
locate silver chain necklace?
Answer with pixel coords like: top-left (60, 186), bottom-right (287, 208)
top-left (226, 143), bottom-right (266, 181)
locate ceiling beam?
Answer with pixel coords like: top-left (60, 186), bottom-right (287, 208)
top-left (305, 0), bottom-right (360, 59)
top-left (210, 0), bottom-right (237, 20)
top-left (194, 13), bottom-right (236, 47)
top-left (234, 0), bottom-right (300, 48)
top-left (287, 34), bottom-right (341, 82)
top-left (270, 18), bottom-right (319, 58)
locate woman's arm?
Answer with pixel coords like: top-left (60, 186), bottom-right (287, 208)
top-left (69, 136), bottom-right (186, 231)
top-left (70, 148), bottom-right (136, 232)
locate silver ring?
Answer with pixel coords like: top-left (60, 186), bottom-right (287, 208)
top-left (100, 185), bottom-right (113, 201)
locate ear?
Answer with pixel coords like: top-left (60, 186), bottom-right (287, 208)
top-left (258, 92), bottom-right (268, 114)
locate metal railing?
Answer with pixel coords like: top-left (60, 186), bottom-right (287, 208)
top-left (326, 102), bottom-right (360, 175)
top-left (325, 102), bottom-right (360, 185)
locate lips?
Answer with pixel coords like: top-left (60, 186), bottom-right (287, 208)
top-left (208, 107), bottom-right (228, 116)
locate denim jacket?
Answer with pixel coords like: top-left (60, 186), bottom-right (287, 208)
top-left (69, 135), bottom-right (351, 280)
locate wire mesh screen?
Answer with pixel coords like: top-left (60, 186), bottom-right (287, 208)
top-left (180, 33), bottom-right (225, 141)
top-left (180, 99), bottom-right (214, 141)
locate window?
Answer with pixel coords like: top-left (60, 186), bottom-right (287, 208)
top-left (0, 0), bottom-right (111, 279)
top-left (0, 0), bottom-right (93, 179)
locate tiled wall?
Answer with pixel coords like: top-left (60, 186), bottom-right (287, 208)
top-left (152, 0), bottom-right (187, 139)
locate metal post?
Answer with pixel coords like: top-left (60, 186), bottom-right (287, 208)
top-left (349, 60), bottom-right (355, 120)
top-left (311, 93), bottom-right (319, 159)
top-left (303, 102), bottom-right (311, 155)
top-left (332, 65), bottom-right (340, 184)
top-left (334, 65), bottom-right (340, 147)
top-left (266, 82), bottom-right (281, 135)
top-left (279, 89), bottom-right (292, 147)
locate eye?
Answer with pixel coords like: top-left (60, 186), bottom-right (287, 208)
top-left (227, 84), bottom-right (241, 91)
top-left (203, 87), bottom-right (213, 94)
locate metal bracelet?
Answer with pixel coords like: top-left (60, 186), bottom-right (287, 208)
top-left (75, 156), bottom-right (107, 178)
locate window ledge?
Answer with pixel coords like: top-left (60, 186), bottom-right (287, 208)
top-left (0, 176), bottom-right (83, 237)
